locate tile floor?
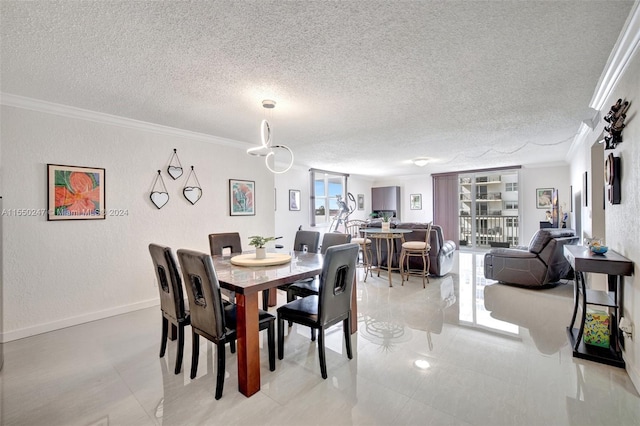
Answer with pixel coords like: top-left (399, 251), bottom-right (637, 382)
top-left (2, 252), bottom-right (639, 425)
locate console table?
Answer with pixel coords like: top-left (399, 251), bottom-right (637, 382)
top-left (564, 245), bottom-right (633, 368)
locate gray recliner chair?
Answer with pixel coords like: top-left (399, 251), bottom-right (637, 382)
top-left (483, 229), bottom-right (579, 287)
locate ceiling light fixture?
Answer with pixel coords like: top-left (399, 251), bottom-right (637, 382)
top-left (246, 100), bottom-right (294, 174)
top-left (412, 157), bottom-right (430, 167)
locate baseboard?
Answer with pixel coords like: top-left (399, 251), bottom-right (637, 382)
top-left (0, 298), bottom-right (160, 343)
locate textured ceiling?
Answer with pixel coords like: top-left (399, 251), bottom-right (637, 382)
top-left (1, 1), bottom-right (634, 177)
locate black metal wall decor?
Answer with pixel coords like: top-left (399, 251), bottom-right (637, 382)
top-left (604, 152), bottom-right (621, 205)
top-left (600, 98), bottom-right (630, 150)
top-left (183, 166), bottom-right (202, 205)
top-left (150, 170), bottom-right (170, 209)
top-left (167, 148), bottom-right (183, 179)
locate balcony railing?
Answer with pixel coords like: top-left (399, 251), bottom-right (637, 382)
top-left (459, 215), bottom-right (519, 247)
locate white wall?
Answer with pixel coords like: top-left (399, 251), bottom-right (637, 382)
top-left (373, 175), bottom-right (434, 223)
top-left (568, 7), bottom-right (639, 391)
top-left (520, 164), bottom-right (571, 243)
top-left (1, 103), bottom-right (275, 341)
top-left (274, 168), bottom-right (373, 250)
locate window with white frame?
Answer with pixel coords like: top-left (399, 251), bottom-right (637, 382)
top-left (309, 169), bottom-right (348, 227)
top-left (505, 182), bottom-right (518, 192)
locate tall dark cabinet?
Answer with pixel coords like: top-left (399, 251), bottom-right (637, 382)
top-left (371, 186), bottom-right (401, 220)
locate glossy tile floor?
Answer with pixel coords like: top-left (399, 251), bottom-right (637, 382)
top-left (2, 251), bottom-right (640, 425)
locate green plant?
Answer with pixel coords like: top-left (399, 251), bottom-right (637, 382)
top-left (248, 235), bottom-right (276, 249)
top-left (381, 212), bottom-right (392, 222)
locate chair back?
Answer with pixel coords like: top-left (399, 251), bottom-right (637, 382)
top-left (345, 220), bottom-right (367, 239)
top-left (293, 230), bottom-right (320, 253)
top-left (149, 244), bottom-right (187, 322)
top-left (424, 222), bottom-right (433, 248)
top-left (209, 232), bottom-right (242, 256)
top-left (177, 249), bottom-right (227, 341)
top-left (318, 243), bottom-right (359, 325)
top-left (320, 232), bottom-right (351, 254)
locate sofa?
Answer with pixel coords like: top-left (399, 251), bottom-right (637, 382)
top-left (366, 221), bottom-right (456, 277)
top-left (483, 228), bottom-right (579, 287)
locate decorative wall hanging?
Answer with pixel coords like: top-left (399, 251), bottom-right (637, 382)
top-left (600, 98), bottom-right (630, 150)
top-left (357, 194), bottom-right (365, 210)
top-left (289, 189), bottom-right (301, 211)
top-left (47, 164), bottom-right (105, 220)
top-left (410, 194), bottom-right (422, 210)
top-left (183, 166), bottom-right (202, 205)
top-left (536, 188), bottom-right (553, 209)
top-left (229, 179), bottom-right (255, 216)
top-left (167, 148), bottom-right (183, 179)
top-left (150, 170), bottom-right (169, 209)
top-left (604, 152), bottom-right (621, 204)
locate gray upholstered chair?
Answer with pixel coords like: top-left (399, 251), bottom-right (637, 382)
top-left (483, 229), bottom-right (579, 287)
top-left (149, 244), bottom-right (190, 374)
top-left (177, 248), bottom-right (275, 399)
top-left (277, 243), bottom-right (359, 379)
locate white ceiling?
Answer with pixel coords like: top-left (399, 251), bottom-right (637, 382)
top-left (1, 1), bottom-right (634, 177)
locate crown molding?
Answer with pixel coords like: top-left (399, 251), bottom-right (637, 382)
top-left (0, 92), bottom-right (252, 149)
top-left (566, 1), bottom-right (639, 161)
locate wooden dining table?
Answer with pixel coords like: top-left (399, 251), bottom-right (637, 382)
top-left (212, 250), bottom-right (358, 397)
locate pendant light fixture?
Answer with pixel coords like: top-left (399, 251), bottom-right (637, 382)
top-left (246, 100), bottom-right (294, 174)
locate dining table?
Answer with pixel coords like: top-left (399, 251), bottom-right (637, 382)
top-left (212, 250), bottom-right (358, 397)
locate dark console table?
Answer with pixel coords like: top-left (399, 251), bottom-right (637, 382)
top-left (564, 245), bottom-right (633, 368)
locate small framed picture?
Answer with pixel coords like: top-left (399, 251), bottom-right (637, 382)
top-left (410, 193), bottom-right (422, 210)
top-left (47, 164), bottom-right (106, 220)
top-left (357, 194), bottom-right (365, 210)
top-left (536, 188), bottom-right (553, 209)
top-left (289, 189), bottom-right (301, 211)
top-left (229, 179), bottom-right (255, 216)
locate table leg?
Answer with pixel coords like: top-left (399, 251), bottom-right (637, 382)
top-left (386, 237), bottom-right (393, 287)
top-left (268, 288), bottom-right (277, 307)
top-left (235, 292), bottom-right (261, 397)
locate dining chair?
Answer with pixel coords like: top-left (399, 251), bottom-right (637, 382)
top-left (148, 243), bottom-right (190, 374)
top-left (399, 221), bottom-right (432, 287)
top-left (275, 229), bottom-right (320, 299)
top-left (286, 232), bottom-right (352, 303)
top-left (177, 248), bottom-right (276, 400)
top-left (277, 243), bottom-right (359, 379)
top-left (345, 219), bottom-right (372, 281)
top-left (208, 232), bottom-right (243, 303)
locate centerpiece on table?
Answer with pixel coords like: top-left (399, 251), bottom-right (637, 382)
top-left (248, 235), bottom-right (277, 259)
top-left (381, 213), bottom-right (392, 231)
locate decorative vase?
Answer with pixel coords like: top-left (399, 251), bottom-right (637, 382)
top-left (381, 222), bottom-right (390, 231)
top-left (256, 247), bottom-right (267, 259)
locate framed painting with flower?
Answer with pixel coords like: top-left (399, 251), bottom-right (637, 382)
top-left (47, 164), bottom-right (106, 220)
top-left (229, 179), bottom-right (255, 216)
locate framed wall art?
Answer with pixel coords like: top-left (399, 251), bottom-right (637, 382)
top-left (47, 164), bottom-right (105, 221)
top-left (229, 179), bottom-right (255, 216)
top-left (410, 193), bottom-right (422, 210)
top-left (536, 188), bottom-right (553, 209)
top-left (289, 189), bottom-right (301, 211)
top-left (357, 194), bottom-right (364, 210)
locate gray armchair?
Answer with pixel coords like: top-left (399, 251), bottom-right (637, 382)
top-left (484, 229), bottom-right (579, 287)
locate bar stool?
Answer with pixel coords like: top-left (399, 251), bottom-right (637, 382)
top-left (399, 222), bottom-right (432, 288)
top-left (345, 220), bottom-right (372, 281)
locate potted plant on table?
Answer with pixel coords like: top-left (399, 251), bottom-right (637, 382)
top-left (381, 213), bottom-right (392, 231)
top-left (248, 235), bottom-right (276, 259)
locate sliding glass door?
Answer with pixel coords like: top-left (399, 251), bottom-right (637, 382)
top-left (458, 169), bottom-right (520, 248)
